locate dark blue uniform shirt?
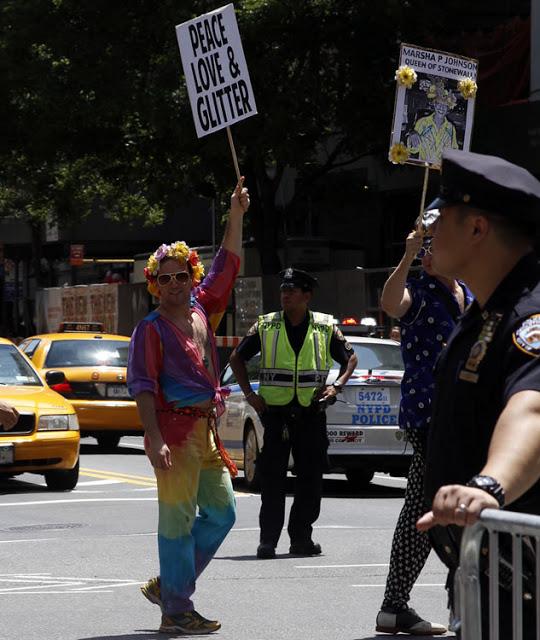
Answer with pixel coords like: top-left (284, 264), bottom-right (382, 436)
top-left (426, 252), bottom-right (540, 514)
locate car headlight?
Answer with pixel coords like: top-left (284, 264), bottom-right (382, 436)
top-left (38, 414), bottom-right (79, 431)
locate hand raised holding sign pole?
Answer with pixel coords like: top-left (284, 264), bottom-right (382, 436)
top-left (176, 4), bottom-right (257, 181)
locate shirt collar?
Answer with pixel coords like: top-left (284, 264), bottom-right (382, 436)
top-left (484, 252), bottom-right (540, 312)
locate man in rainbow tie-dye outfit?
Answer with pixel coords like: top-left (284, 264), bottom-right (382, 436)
top-left (127, 180), bottom-right (249, 635)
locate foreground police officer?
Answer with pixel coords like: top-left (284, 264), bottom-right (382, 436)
top-left (229, 268), bottom-right (357, 559)
top-left (415, 149), bottom-right (540, 639)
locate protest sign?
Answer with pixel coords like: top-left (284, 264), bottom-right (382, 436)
top-left (176, 4), bottom-right (257, 139)
top-left (389, 43), bottom-right (478, 168)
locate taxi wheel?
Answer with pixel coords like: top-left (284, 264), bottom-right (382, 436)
top-left (96, 434), bottom-right (121, 451)
top-left (243, 423), bottom-right (261, 492)
top-left (345, 469), bottom-right (374, 490)
top-left (45, 460), bottom-right (79, 491)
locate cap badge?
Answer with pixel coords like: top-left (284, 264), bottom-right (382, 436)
top-left (463, 194), bottom-right (471, 203)
top-left (284, 268), bottom-right (293, 278)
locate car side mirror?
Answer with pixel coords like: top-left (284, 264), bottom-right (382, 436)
top-left (45, 370), bottom-right (66, 386)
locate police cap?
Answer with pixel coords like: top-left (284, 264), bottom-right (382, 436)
top-left (426, 150), bottom-right (540, 223)
top-left (279, 268), bottom-right (318, 292)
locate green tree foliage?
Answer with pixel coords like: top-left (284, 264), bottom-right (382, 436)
top-left (1, 0), bottom-right (471, 271)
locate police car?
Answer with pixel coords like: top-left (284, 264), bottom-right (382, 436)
top-left (220, 328), bottom-right (412, 490)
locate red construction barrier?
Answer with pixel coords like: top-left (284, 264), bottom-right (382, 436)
top-left (215, 336), bottom-right (242, 347)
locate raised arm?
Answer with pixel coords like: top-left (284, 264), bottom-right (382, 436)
top-left (221, 177), bottom-right (250, 257)
top-left (381, 231), bottom-right (422, 318)
top-left (194, 180), bottom-right (249, 326)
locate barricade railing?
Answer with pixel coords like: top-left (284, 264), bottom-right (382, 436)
top-left (459, 508), bottom-right (540, 640)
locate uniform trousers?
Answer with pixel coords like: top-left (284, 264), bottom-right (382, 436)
top-left (257, 405), bottom-right (328, 547)
top-left (153, 417), bottom-right (236, 615)
top-left (382, 428), bottom-right (431, 610)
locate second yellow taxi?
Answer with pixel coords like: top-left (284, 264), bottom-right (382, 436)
top-left (20, 322), bottom-right (142, 449)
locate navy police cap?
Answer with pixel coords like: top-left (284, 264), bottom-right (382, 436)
top-left (426, 149), bottom-right (540, 223)
top-left (279, 268), bottom-right (318, 292)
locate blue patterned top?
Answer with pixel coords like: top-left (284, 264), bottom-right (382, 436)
top-left (399, 272), bottom-right (473, 430)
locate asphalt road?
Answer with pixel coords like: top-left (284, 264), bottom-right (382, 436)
top-left (0, 436), bottom-right (453, 640)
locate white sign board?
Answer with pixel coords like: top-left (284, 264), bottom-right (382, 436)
top-left (390, 44), bottom-right (478, 167)
top-left (176, 4), bottom-right (257, 138)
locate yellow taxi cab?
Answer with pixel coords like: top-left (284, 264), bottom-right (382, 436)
top-left (0, 337), bottom-right (80, 490)
top-left (19, 322), bottom-right (142, 450)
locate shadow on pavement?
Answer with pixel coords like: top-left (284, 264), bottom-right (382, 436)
top-left (78, 633), bottom-right (192, 640)
top-left (232, 476), bottom-right (406, 500)
top-left (0, 477), bottom-right (48, 494)
top-left (80, 442), bottom-right (145, 456)
top-left (354, 636), bottom-right (454, 639)
top-left (214, 553), bottom-right (295, 561)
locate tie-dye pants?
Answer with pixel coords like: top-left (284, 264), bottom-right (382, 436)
top-left (154, 416), bottom-right (236, 614)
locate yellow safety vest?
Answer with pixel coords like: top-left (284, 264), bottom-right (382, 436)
top-left (257, 310), bottom-right (334, 407)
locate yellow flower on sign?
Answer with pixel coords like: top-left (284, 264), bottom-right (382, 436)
top-left (389, 143), bottom-right (410, 165)
top-left (395, 65), bottom-right (417, 89)
top-left (458, 77), bottom-right (478, 99)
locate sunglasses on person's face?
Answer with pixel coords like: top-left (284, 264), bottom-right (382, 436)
top-left (157, 271), bottom-right (190, 286)
top-left (417, 241), bottom-right (433, 259)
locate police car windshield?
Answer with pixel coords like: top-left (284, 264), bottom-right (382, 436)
top-left (45, 340), bottom-right (129, 368)
top-left (0, 345), bottom-right (43, 386)
top-left (333, 342), bottom-right (403, 371)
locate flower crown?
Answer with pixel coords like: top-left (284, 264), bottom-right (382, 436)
top-left (144, 241), bottom-right (204, 297)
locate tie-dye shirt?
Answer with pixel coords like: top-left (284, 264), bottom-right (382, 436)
top-left (127, 247), bottom-right (240, 415)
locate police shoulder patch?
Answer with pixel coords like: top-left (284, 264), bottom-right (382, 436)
top-left (334, 327), bottom-right (346, 341)
top-left (247, 322), bottom-right (258, 336)
top-left (513, 314), bottom-right (540, 357)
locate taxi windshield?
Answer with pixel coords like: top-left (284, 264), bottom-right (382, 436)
top-left (45, 340), bottom-right (129, 368)
top-left (0, 344), bottom-right (43, 386)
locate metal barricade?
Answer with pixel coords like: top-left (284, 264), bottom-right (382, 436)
top-left (459, 508), bottom-right (540, 640)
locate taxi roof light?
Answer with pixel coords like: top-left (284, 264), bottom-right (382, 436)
top-left (58, 322), bottom-right (104, 333)
top-left (341, 317), bottom-right (359, 326)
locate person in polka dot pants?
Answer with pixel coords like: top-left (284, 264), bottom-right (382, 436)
top-left (375, 226), bottom-right (473, 636)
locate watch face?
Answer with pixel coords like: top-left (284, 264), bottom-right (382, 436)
top-left (468, 475), bottom-right (504, 507)
top-left (476, 476), bottom-right (496, 488)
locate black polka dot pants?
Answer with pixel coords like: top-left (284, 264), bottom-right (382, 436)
top-left (381, 429), bottom-right (432, 611)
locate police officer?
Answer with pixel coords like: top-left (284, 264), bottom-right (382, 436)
top-left (229, 268), bottom-right (357, 559)
top-left (415, 149), bottom-right (540, 639)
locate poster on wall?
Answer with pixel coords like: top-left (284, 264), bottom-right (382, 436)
top-left (60, 284), bottom-right (119, 334)
top-left (234, 276), bottom-right (263, 335)
top-left (389, 44), bottom-right (478, 168)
